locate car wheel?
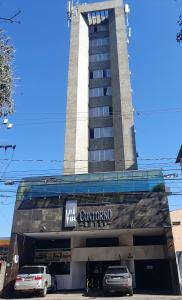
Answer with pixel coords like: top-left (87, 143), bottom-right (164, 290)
top-left (14, 291), bottom-right (20, 298)
top-left (128, 288), bottom-right (133, 296)
top-left (40, 284), bottom-right (47, 297)
top-left (52, 280), bottom-right (57, 293)
top-left (103, 291), bottom-right (109, 296)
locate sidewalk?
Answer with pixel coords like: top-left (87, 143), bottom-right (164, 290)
top-left (1, 292), bottom-right (182, 300)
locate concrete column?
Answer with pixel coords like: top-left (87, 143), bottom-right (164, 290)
top-left (109, 6), bottom-right (137, 171)
top-left (64, 13), bottom-right (89, 174)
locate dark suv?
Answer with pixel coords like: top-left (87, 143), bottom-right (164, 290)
top-left (103, 266), bottom-right (133, 296)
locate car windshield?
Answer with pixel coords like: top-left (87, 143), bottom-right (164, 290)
top-left (19, 267), bottom-right (44, 275)
top-left (106, 267), bottom-right (128, 274)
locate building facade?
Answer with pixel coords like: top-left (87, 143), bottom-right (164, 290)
top-left (3, 170), bottom-right (181, 294)
top-left (0, 238), bottom-right (10, 295)
top-left (171, 209), bottom-right (182, 293)
top-left (176, 145), bottom-right (182, 172)
top-left (3, 0), bottom-right (181, 296)
top-left (64, 0), bottom-right (137, 174)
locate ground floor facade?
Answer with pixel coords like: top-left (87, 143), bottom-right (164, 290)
top-left (0, 238), bottom-right (10, 295)
top-left (3, 170), bottom-right (181, 295)
top-left (16, 229), bottom-right (175, 291)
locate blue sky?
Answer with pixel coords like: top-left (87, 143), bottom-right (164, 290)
top-left (0, 0), bottom-right (182, 236)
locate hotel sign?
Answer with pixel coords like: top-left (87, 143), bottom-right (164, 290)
top-left (64, 200), bottom-right (77, 227)
top-left (64, 200), bottom-right (112, 228)
top-left (79, 208), bottom-right (112, 223)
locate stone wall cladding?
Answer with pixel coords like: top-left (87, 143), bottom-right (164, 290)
top-left (89, 161), bottom-right (115, 172)
top-left (89, 137), bottom-right (114, 150)
top-left (89, 116), bottom-right (113, 128)
top-left (89, 96), bottom-right (112, 107)
top-left (89, 78), bottom-right (111, 89)
top-left (89, 45), bottom-right (110, 55)
top-left (89, 61), bottom-right (110, 71)
top-left (11, 192), bottom-right (170, 234)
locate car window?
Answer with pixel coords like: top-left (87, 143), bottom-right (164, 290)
top-left (19, 267), bottom-right (44, 274)
top-left (106, 267), bottom-right (128, 274)
top-left (46, 267), bottom-right (50, 274)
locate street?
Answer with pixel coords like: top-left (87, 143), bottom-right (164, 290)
top-left (1, 292), bottom-right (182, 300)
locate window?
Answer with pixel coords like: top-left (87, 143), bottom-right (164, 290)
top-left (133, 236), bottom-right (166, 246)
top-left (86, 238), bottom-right (118, 247)
top-left (89, 149), bottom-right (114, 161)
top-left (106, 267), bottom-right (128, 274)
top-left (49, 262), bottom-right (70, 275)
top-left (89, 88), bottom-right (103, 97)
top-left (19, 267), bottom-right (44, 275)
top-left (90, 127), bottom-right (113, 139)
top-left (90, 37), bottom-right (109, 47)
top-left (103, 69), bottom-right (111, 78)
top-left (89, 53), bottom-right (110, 63)
top-left (109, 106), bottom-right (113, 115)
top-left (90, 69), bottom-right (111, 79)
top-left (89, 25), bottom-right (97, 33)
top-left (89, 24), bottom-right (108, 33)
top-left (90, 128), bottom-right (94, 139)
top-left (90, 69), bottom-right (103, 79)
top-left (97, 24), bottom-right (108, 32)
top-left (89, 106), bottom-right (112, 118)
top-left (103, 86), bottom-right (112, 96)
top-left (89, 87), bottom-right (112, 98)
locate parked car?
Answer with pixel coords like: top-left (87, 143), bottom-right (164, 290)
top-left (14, 265), bottom-right (57, 297)
top-left (103, 265), bottom-right (133, 296)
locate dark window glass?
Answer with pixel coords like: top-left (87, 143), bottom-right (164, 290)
top-left (133, 235), bottom-right (166, 246)
top-left (49, 262), bottom-right (70, 275)
top-left (103, 70), bottom-right (106, 78)
top-left (106, 267), bottom-right (128, 274)
top-left (86, 238), bottom-right (119, 247)
top-left (103, 88), bottom-right (107, 96)
top-left (90, 128), bottom-right (94, 139)
top-left (35, 239), bottom-right (70, 249)
top-left (94, 25), bottom-right (97, 32)
top-left (109, 106), bottom-right (113, 115)
top-left (19, 266), bottom-right (44, 274)
top-left (90, 71), bottom-right (93, 79)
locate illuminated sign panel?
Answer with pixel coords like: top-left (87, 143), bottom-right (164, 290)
top-left (64, 200), bottom-right (77, 227)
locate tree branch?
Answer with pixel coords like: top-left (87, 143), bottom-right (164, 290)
top-left (177, 15), bottom-right (182, 43)
top-left (0, 10), bottom-right (21, 24)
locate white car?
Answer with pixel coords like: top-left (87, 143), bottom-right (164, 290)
top-left (14, 265), bottom-right (56, 297)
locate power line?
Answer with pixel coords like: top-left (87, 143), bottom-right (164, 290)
top-left (0, 156), bottom-right (180, 163)
top-left (3, 106), bottom-right (182, 117)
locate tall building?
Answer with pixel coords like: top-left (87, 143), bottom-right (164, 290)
top-left (64, 0), bottom-right (137, 174)
top-left (3, 0), bottom-right (181, 296)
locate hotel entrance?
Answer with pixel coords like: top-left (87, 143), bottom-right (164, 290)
top-left (86, 261), bottom-right (120, 289)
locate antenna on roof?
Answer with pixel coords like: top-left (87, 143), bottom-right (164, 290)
top-left (124, 3), bottom-right (130, 26)
top-left (67, 0), bottom-right (73, 27)
top-left (67, 0), bottom-right (81, 27)
top-left (124, 4), bottom-right (131, 43)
